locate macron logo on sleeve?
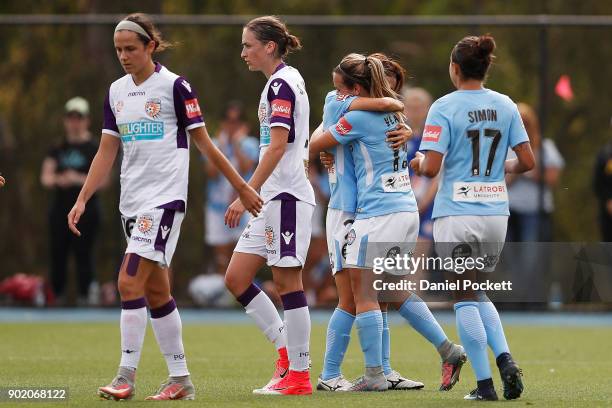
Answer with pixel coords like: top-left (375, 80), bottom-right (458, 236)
top-left (271, 99), bottom-right (292, 119)
top-left (270, 82), bottom-right (282, 95)
top-left (335, 117), bottom-right (353, 136)
top-left (185, 98), bottom-right (201, 119)
top-left (423, 125), bottom-right (442, 143)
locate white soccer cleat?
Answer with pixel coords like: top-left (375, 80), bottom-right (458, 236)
top-left (316, 374), bottom-right (353, 391)
top-left (385, 370), bottom-right (425, 390)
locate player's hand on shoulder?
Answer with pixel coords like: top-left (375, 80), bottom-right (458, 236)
top-left (319, 151), bottom-right (335, 169)
top-left (386, 123), bottom-right (413, 150)
top-left (410, 151), bottom-right (425, 176)
top-left (67, 200), bottom-right (86, 237)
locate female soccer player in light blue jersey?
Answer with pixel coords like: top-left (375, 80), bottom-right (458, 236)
top-left (311, 53), bottom-right (465, 392)
top-left (411, 35), bottom-right (535, 401)
top-left (67, 13), bottom-right (262, 401)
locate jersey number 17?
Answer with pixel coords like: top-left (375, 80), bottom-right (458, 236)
top-left (466, 128), bottom-right (501, 176)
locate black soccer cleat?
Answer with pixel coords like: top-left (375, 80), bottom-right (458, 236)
top-left (499, 359), bottom-right (524, 400)
top-left (464, 387), bottom-right (499, 401)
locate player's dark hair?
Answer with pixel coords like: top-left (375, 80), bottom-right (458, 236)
top-left (334, 53), bottom-right (398, 99)
top-left (368, 53), bottom-right (406, 93)
top-left (451, 34), bottom-right (496, 81)
top-left (124, 13), bottom-right (173, 53)
top-left (244, 16), bottom-right (302, 58)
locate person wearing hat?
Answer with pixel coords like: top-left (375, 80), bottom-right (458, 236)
top-left (40, 96), bottom-right (103, 306)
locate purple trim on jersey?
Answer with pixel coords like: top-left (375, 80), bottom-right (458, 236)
top-left (280, 199), bottom-right (297, 258)
top-left (154, 209), bottom-right (176, 253)
top-left (122, 297), bottom-right (146, 310)
top-left (176, 126), bottom-right (188, 149)
top-left (154, 62), bottom-right (163, 73)
top-left (281, 290), bottom-right (308, 311)
top-left (158, 199), bottom-right (186, 212)
top-left (272, 192), bottom-right (298, 201)
top-left (150, 298), bottom-right (177, 319)
top-left (126, 254), bottom-right (141, 277)
top-left (273, 62), bottom-right (286, 74)
top-left (103, 91), bottom-right (119, 133)
top-left (236, 283), bottom-right (262, 307)
top-left (173, 76), bottom-right (204, 149)
top-left (267, 78), bottom-right (296, 143)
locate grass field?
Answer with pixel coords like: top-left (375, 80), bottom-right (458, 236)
top-left (2, 321), bottom-right (612, 407)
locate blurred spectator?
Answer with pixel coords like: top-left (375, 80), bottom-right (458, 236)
top-left (403, 87), bottom-right (438, 243)
top-left (204, 101), bottom-right (259, 274)
top-left (593, 121), bottom-right (612, 241)
top-left (40, 97), bottom-right (102, 306)
top-left (302, 160), bottom-right (336, 306)
top-left (506, 103), bottom-right (565, 242)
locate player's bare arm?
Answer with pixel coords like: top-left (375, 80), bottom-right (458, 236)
top-left (224, 126), bottom-right (287, 228)
top-left (505, 141), bottom-right (535, 174)
top-left (191, 125), bottom-right (262, 217)
top-left (67, 134), bottom-right (120, 236)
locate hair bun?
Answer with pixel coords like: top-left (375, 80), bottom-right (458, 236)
top-left (477, 35), bottom-right (496, 56)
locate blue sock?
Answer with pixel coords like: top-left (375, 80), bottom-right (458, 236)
top-left (455, 301), bottom-right (491, 381)
top-left (381, 311), bottom-right (392, 375)
top-left (476, 292), bottom-right (510, 358)
top-left (399, 293), bottom-right (448, 348)
top-left (355, 310), bottom-right (383, 368)
top-left (322, 308), bottom-right (355, 380)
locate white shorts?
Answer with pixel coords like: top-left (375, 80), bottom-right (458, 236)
top-left (344, 211), bottom-right (419, 271)
top-left (234, 199), bottom-right (314, 267)
top-left (433, 215), bottom-right (508, 273)
top-left (121, 208), bottom-right (185, 267)
top-left (325, 208), bottom-right (355, 275)
top-left (205, 207), bottom-right (245, 246)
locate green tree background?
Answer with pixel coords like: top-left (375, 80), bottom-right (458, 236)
top-left (0, 0), bottom-right (610, 299)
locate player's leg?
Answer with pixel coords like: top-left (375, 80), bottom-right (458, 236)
top-left (257, 200), bottom-right (314, 396)
top-left (227, 209), bottom-right (289, 392)
top-left (435, 216), bottom-right (498, 401)
top-left (475, 216), bottom-right (523, 400)
top-left (97, 252), bottom-right (153, 401)
top-left (144, 263), bottom-right (194, 401)
top-left (318, 269), bottom-right (355, 391)
top-left (319, 209), bottom-right (355, 391)
top-left (347, 265), bottom-right (387, 391)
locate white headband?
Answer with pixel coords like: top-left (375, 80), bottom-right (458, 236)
top-left (114, 20), bottom-right (151, 40)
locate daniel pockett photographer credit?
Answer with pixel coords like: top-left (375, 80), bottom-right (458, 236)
top-left (368, 242), bottom-right (514, 301)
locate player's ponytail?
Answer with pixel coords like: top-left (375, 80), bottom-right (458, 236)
top-left (451, 34), bottom-right (496, 81)
top-left (245, 16), bottom-right (302, 58)
top-left (365, 56), bottom-right (398, 99)
top-left (334, 53), bottom-right (397, 99)
top-left (124, 13), bottom-right (174, 53)
top-left (368, 52), bottom-right (406, 94)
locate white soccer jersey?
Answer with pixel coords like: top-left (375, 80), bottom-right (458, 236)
top-left (257, 63), bottom-right (315, 205)
top-left (103, 63), bottom-right (205, 215)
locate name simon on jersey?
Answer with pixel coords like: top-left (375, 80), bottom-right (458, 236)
top-left (468, 109), bottom-right (498, 123)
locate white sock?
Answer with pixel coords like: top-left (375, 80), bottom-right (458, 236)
top-left (119, 298), bottom-right (147, 370)
top-left (281, 291), bottom-right (310, 371)
top-left (150, 299), bottom-right (189, 377)
top-left (239, 285), bottom-right (287, 350)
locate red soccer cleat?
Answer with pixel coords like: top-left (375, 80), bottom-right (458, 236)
top-left (256, 370), bottom-right (312, 396)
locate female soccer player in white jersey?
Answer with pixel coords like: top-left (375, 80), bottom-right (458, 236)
top-left (411, 35), bottom-right (535, 401)
top-left (66, 13), bottom-right (262, 401)
top-left (316, 54), bottom-right (466, 392)
top-left (222, 16), bottom-right (315, 396)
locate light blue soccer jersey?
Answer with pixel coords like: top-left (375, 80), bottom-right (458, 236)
top-left (322, 90), bottom-right (358, 213)
top-left (329, 110), bottom-right (418, 219)
top-left (419, 89), bottom-right (529, 218)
